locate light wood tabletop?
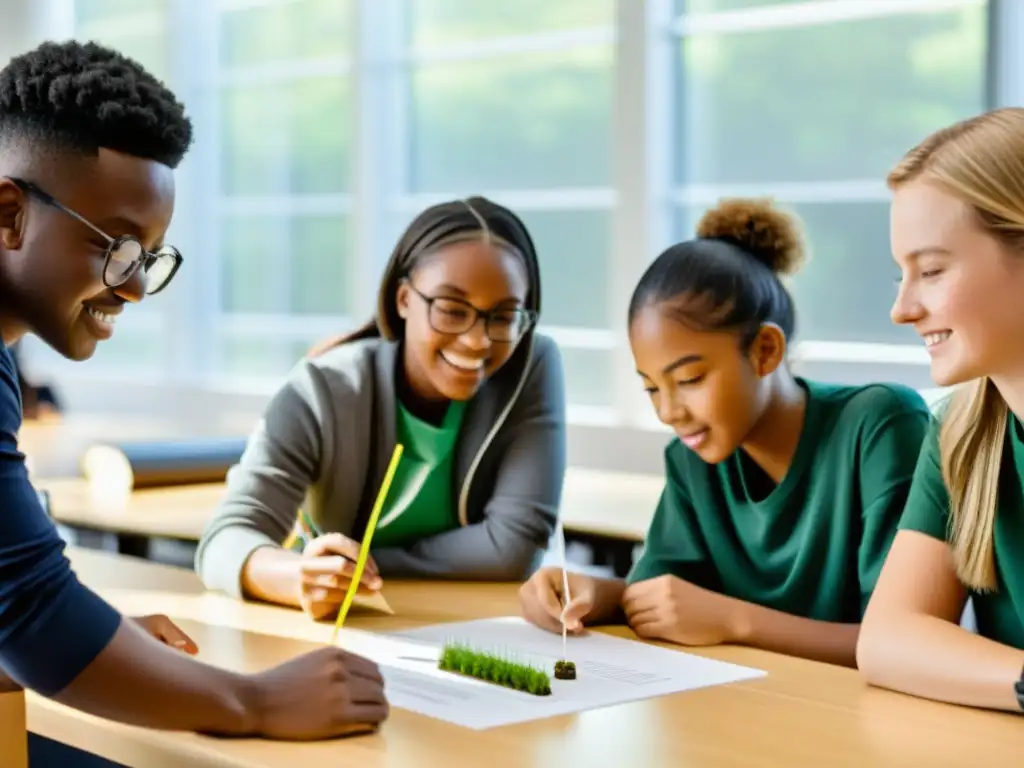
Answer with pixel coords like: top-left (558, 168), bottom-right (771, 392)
top-left (22, 548), bottom-right (1024, 768)
top-left (36, 477), bottom-right (223, 542)
top-left (0, 682), bottom-right (27, 768)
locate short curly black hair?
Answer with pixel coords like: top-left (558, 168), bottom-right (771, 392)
top-left (0, 40), bottom-right (192, 168)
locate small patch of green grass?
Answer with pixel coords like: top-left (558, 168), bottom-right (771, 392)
top-left (438, 643), bottom-right (552, 696)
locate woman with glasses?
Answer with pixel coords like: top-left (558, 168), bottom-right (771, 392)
top-left (195, 196), bottom-right (566, 621)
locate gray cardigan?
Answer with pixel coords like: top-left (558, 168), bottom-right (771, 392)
top-left (194, 332), bottom-right (567, 597)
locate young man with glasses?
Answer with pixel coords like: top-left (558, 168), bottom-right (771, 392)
top-left (195, 197), bottom-right (567, 623)
top-left (0, 40), bottom-right (388, 746)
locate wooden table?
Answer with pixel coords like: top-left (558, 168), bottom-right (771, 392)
top-left (17, 415), bottom-right (250, 479)
top-left (22, 415), bottom-right (660, 573)
top-left (0, 680), bottom-right (27, 768)
top-left (35, 467), bottom-right (661, 573)
top-left (36, 477), bottom-right (222, 557)
top-left (23, 548), bottom-right (1024, 767)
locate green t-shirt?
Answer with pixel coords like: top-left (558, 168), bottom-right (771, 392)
top-left (371, 399), bottom-right (467, 549)
top-left (898, 412), bottom-right (1024, 648)
top-left (627, 379), bottom-right (931, 623)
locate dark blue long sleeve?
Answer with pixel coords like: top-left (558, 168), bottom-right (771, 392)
top-left (0, 345), bottom-right (121, 695)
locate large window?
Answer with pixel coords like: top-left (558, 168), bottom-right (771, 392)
top-left (35, 0), bottom-right (992, 428)
top-left (70, 0), bottom-right (173, 374)
top-left (214, 0), bottom-right (354, 379)
top-left (401, 0), bottom-right (616, 410)
top-left (670, 2), bottom-right (987, 349)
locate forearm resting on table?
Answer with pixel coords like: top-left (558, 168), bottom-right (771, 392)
top-left (54, 617), bottom-right (254, 735)
top-left (858, 612), bottom-right (1024, 712)
top-left (241, 545), bottom-right (302, 608)
top-left (734, 599), bottom-right (860, 668)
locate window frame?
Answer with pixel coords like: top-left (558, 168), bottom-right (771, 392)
top-left (20, 0), bottom-right (1005, 472)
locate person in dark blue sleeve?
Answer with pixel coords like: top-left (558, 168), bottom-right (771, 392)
top-left (0, 40), bottom-right (387, 741)
top-left (9, 341), bottom-right (62, 421)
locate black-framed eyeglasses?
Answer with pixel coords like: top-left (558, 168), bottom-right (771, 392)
top-left (403, 279), bottom-right (536, 343)
top-left (7, 177), bottom-right (182, 296)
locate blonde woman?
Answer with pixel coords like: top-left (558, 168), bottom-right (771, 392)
top-left (857, 107), bottom-right (1024, 711)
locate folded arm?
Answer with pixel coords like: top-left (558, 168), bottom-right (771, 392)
top-left (629, 559), bottom-right (859, 666)
top-left (857, 418), bottom-right (1024, 712)
top-left (729, 597), bottom-right (860, 667)
top-left (857, 530), bottom-right (1024, 711)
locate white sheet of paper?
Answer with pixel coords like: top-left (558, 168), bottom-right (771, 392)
top-left (335, 616), bottom-right (766, 730)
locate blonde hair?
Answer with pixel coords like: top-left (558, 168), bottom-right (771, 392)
top-left (888, 107), bottom-right (1024, 591)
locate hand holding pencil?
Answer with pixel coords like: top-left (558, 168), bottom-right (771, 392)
top-left (519, 567), bottom-right (597, 635)
top-left (298, 533), bottom-right (383, 621)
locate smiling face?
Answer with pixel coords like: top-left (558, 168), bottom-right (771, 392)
top-left (890, 178), bottom-right (1024, 387)
top-left (0, 147), bottom-right (176, 360)
top-left (395, 238), bottom-right (530, 403)
top-left (629, 303), bottom-right (782, 464)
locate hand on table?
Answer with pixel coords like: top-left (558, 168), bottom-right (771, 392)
top-left (132, 613), bottom-right (198, 655)
top-left (299, 533), bottom-right (382, 621)
top-left (247, 646), bottom-right (389, 740)
top-left (622, 574), bottom-right (743, 646)
top-left (519, 566), bottom-right (597, 635)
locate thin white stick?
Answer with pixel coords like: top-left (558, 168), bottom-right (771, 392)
top-left (556, 520), bottom-right (571, 659)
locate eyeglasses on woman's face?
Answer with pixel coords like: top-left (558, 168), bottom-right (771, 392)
top-left (402, 279), bottom-right (536, 343)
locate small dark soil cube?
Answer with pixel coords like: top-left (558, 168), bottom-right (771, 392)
top-left (554, 660), bottom-right (576, 680)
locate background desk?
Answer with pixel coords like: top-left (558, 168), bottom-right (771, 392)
top-left (35, 466), bottom-right (659, 574)
top-left (24, 548), bottom-right (1024, 767)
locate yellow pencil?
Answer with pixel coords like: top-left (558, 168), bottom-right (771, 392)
top-left (330, 443), bottom-right (404, 645)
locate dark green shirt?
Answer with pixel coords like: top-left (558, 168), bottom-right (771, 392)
top-left (898, 411), bottom-right (1024, 648)
top-left (627, 379), bottom-right (931, 623)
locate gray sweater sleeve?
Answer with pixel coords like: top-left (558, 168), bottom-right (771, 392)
top-left (194, 360), bottom-right (331, 598)
top-left (370, 338), bottom-right (567, 581)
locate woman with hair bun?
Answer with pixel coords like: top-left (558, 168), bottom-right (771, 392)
top-left (519, 198), bottom-right (930, 668)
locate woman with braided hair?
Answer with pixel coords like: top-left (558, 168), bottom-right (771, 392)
top-left (196, 196), bottom-right (567, 622)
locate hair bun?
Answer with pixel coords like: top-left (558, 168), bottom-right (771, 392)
top-left (695, 197), bottom-right (806, 276)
